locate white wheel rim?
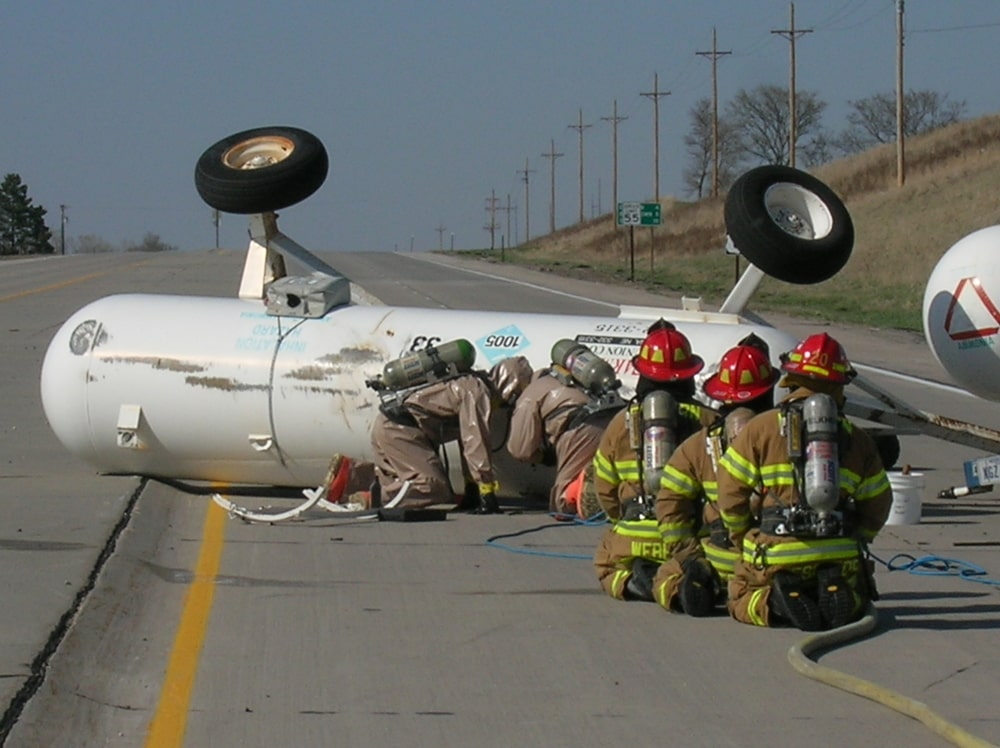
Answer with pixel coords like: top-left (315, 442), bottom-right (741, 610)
top-left (763, 182), bottom-right (833, 240)
top-left (222, 136), bottom-right (295, 170)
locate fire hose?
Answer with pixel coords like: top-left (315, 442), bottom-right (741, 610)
top-left (788, 603), bottom-right (997, 748)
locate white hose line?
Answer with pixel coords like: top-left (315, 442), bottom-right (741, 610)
top-left (213, 480), bottom-right (414, 523)
top-left (788, 604), bottom-right (997, 748)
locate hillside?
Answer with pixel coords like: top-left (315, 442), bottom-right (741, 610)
top-left (470, 113), bottom-right (1000, 332)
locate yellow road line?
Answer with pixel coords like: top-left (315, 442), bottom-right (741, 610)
top-left (0, 258), bottom-right (153, 303)
top-left (0, 272), bottom-right (108, 303)
top-left (145, 500), bottom-right (227, 747)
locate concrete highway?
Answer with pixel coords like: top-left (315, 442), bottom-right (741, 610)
top-left (1, 246), bottom-right (998, 747)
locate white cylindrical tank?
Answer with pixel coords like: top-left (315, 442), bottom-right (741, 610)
top-left (41, 293), bottom-right (797, 487)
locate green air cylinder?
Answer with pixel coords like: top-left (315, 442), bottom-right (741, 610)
top-left (381, 338), bottom-right (476, 390)
top-left (550, 339), bottom-right (620, 394)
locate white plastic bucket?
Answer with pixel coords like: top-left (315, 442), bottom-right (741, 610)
top-left (886, 471), bottom-right (925, 525)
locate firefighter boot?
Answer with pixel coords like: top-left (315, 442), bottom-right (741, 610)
top-left (624, 559), bottom-right (658, 602)
top-left (770, 572), bottom-right (823, 631)
top-left (472, 490), bottom-right (502, 515)
top-left (679, 558), bottom-right (720, 617)
top-left (816, 565), bottom-right (856, 629)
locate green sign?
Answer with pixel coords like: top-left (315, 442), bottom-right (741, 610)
top-left (617, 201), bottom-right (661, 227)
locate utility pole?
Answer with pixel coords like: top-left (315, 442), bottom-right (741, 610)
top-left (640, 72), bottom-right (671, 203)
top-left (896, 0), bottom-right (906, 187)
top-left (696, 28), bottom-right (731, 198)
top-left (567, 109), bottom-right (592, 224)
top-left (541, 138), bottom-right (564, 234)
top-left (212, 209), bottom-right (220, 249)
top-left (435, 222), bottom-right (446, 251)
top-left (496, 195), bottom-right (515, 248)
top-left (517, 158), bottom-right (535, 243)
top-left (503, 193), bottom-right (514, 247)
top-left (601, 99), bottom-right (628, 227)
top-left (484, 189), bottom-right (499, 249)
top-left (59, 204), bottom-right (68, 255)
top-left (772, 2), bottom-right (812, 168)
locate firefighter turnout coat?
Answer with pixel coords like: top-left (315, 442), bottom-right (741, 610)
top-left (651, 419), bottom-right (741, 609)
top-left (592, 399), bottom-right (718, 599)
top-left (716, 386), bottom-right (893, 626)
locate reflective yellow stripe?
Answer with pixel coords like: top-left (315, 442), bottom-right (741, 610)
top-left (721, 448), bottom-right (758, 486)
top-left (660, 464), bottom-right (697, 496)
top-left (744, 536), bottom-right (861, 566)
top-left (612, 519), bottom-right (662, 540)
top-left (702, 539), bottom-right (738, 576)
top-left (611, 569), bottom-right (630, 598)
top-left (748, 588), bottom-right (769, 627)
top-left (659, 520), bottom-right (694, 544)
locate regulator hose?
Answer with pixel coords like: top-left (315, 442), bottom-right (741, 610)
top-left (787, 603), bottom-right (997, 748)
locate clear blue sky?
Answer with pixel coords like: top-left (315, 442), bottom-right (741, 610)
top-left (3, 1), bottom-right (998, 254)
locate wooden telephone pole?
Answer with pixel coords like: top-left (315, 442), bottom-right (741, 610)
top-left (601, 99), bottom-right (628, 226)
top-left (640, 72), bottom-right (671, 203)
top-left (541, 139), bottom-right (564, 234)
top-left (517, 158), bottom-right (535, 243)
top-left (772, 2), bottom-right (812, 167)
top-left (696, 29), bottom-right (731, 197)
top-left (567, 109), bottom-right (592, 224)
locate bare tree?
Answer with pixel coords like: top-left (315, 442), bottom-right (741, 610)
top-left (123, 232), bottom-right (177, 252)
top-left (833, 89), bottom-right (966, 155)
top-left (682, 98), bottom-right (742, 198)
top-left (726, 84), bottom-right (826, 167)
top-left (76, 234), bottom-right (116, 254)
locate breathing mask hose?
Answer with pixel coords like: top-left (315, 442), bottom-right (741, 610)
top-left (802, 393), bottom-right (840, 513)
top-left (640, 391), bottom-right (678, 496)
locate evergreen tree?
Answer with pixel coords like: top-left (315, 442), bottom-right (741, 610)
top-left (0, 174), bottom-right (54, 255)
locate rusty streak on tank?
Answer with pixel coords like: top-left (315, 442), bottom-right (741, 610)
top-left (286, 346), bottom-right (384, 381)
top-left (184, 376), bottom-right (269, 392)
top-left (103, 355), bottom-right (208, 372)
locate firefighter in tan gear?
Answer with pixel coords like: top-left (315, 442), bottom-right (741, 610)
top-left (592, 320), bottom-right (718, 601)
top-left (650, 336), bottom-right (779, 616)
top-left (717, 333), bottom-right (893, 630)
top-left (369, 342), bottom-right (533, 514)
top-left (507, 341), bottom-right (625, 514)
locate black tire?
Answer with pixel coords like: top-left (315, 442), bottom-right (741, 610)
top-left (194, 126), bottom-right (328, 213)
top-left (724, 165), bottom-right (853, 285)
top-left (873, 433), bottom-right (901, 470)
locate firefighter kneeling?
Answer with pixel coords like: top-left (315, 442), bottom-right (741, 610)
top-left (592, 320), bottom-right (718, 600)
top-left (716, 333), bottom-right (892, 631)
top-left (651, 336), bottom-right (779, 616)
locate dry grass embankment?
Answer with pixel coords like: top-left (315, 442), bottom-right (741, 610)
top-left (465, 113), bottom-right (1000, 332)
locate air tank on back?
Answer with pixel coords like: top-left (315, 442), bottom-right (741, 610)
top-left (551, 339), bottom-right (620, 395)
top-left (379, 338), bottom-right (476, 390)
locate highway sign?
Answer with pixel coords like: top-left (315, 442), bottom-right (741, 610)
top-left (617, 202), bottom-right (661, 227)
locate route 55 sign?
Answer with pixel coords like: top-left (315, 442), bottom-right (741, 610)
top-left (617, 202), bottom-right (661, 227)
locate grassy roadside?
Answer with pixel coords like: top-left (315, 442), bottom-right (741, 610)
top-left (454, 112), bottom-right (1000, 334)
top-left (458, 246), bottom-right (925, 331)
